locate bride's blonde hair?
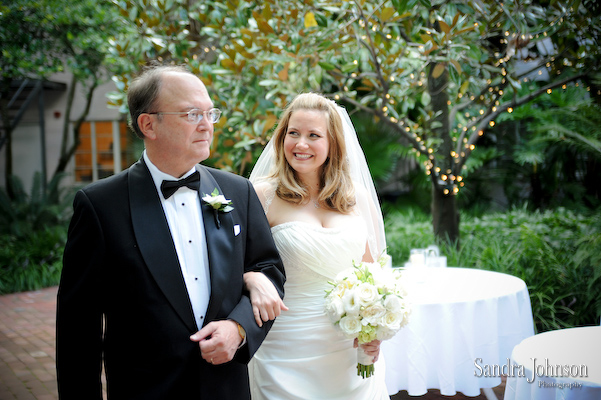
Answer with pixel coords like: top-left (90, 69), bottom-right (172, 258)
top-left (270, 93), bottom-right (355, 213)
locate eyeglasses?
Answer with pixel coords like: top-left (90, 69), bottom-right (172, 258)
top-left (146, 108), bottom-right (222, 124)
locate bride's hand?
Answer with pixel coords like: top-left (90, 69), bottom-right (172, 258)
top-left (244, 271), bottom-right (288, 327)
top-left (354, 338), bottom-right (381, 363)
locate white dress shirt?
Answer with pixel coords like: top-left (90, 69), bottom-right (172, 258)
top-left (143, 151), bottom-right (211, 330)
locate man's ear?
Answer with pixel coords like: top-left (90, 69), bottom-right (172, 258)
top-left (138, 113), bottom-right (157, 140)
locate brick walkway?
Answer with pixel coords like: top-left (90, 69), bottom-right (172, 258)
top-left (0, 287), bottom-right (58, 400)
top-left (0, 286), bottom-right (505, 400)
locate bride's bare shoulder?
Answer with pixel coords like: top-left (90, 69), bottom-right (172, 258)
top-left (353, 182), bottom-right (371, 203)
top-left (252, 179), bottom-right (277, 206)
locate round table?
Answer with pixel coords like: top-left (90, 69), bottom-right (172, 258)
top-left (383, 267), bottom-right (535, 397)
top-left (503, 326), bottom-right (601, 400)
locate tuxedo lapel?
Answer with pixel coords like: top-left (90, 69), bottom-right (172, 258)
top-left (129, 160), bottom-right (197, 332)
top-left (197, 167), bottom-right (234, 323)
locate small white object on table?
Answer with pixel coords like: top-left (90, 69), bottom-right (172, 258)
top-left (383, 267), bottom-right (535, 397)
top-left (503, 326), bottom-right (601, 400)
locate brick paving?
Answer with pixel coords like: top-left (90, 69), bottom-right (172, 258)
top-left (0, 287), bottom-right (58, 400)
top-left (0, 286), bottom-right (505, 400)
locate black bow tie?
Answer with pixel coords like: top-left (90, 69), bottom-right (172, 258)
top-left (160, 171), bottom-right (200, 199)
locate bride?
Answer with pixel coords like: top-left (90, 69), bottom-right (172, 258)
top-left (244, 93), bottom-right (390, 399)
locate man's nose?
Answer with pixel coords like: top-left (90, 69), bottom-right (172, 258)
top-left (196, 117), bottom-right (211, 130)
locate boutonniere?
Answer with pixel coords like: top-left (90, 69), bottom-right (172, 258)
top-left (202, 188), bottom-right (234, 229)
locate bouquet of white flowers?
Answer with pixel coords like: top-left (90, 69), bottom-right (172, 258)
top-left (324, 254), bottom-right (411, 378)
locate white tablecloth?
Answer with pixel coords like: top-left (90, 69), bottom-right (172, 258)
top-left (503, 326), bottom-right (601, 400)
top-left (383, 267), bottom-right (535, 397)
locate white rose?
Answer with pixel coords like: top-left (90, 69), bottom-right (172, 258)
top-left (202, 194), bottom-right (230, 209)
top-left (341, 288), bottom-right (361, 316)
top-left (401, 302), bottom-right (412, 322)
top-left (392, 280), bottom-right (408, 297)
top-left (360, 303), bottom-right (386, 325)
top-left (324, 296), bottom-right (345, 323)
top-left (339, 315), bottom-right (362, 338)
top-left (383, 294), bottom-right (403, 313)
top-left (380, 310), bottom-right (402, 331)
top-left (356, 282), bottom-right (380, 307)
top-left (374, 268), bottom-right (401, 294)
top-left (376, 326), bottom-right (396, 341)
top-left (335, 270), bottom-right (359, 286)
top-left (369, 267), bottom-right (387, 288)
top-left (329, 282), bottom-right (347, 299)
top-left (378, 253), bottom-right (392, 268)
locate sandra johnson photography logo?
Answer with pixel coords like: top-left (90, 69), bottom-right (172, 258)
top-left (474, 358), bottom-right (588, 388)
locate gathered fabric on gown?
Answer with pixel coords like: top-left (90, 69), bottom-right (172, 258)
top-left (249, 217), bottom-right (389, 400)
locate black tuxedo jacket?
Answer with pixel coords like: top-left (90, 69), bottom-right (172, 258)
top-left (56, 159), bottom-right (285, 400)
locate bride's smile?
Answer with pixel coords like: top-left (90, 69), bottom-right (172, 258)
top-left (284, 109), bottom-right (330, 179)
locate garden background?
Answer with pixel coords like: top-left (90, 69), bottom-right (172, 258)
top-left (1, 0), bottom-right (600, 334)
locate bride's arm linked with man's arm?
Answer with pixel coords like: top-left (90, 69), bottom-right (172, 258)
top-left (244, 271), bottom-right (288, 327)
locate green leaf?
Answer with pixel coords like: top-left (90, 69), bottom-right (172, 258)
top-left (391, 0), bottom-right (419, 14)
top-left (432, 63), bottom-right (445, 78)
top-left (341, 62), bottom-right (358, 73)
top-left (258, 79), bottom-right (281, 87)
top-left (318, 61), bottom-right (336, 70)
top-left (449, 59), bottom-right (462, 75)
top-left (438, 20), bottom-right (451, 34)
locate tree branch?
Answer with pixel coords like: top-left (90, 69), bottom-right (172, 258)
top-left (455, 71), bottom-right (588, 173)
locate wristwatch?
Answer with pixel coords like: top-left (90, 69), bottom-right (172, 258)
top-left (237, 322), bottom-right (246, 348)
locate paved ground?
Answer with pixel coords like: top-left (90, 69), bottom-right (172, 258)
top-left (0, 286), bottom-right (506, 400)
top-left (0, 287), bottom-right (57, 400)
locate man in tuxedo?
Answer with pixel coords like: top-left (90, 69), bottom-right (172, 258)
top-left (56, 64), bottom-right (285, 399)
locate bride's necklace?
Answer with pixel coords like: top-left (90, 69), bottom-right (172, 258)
top-left (308, 194), bottom-right (320, 209)
top-left (306, 182), bottom-right (320, 208)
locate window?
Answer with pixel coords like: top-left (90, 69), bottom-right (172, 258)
top-left (75, 121), bottom-right (130, 183)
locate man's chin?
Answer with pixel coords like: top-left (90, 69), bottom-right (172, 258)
top-left (196, 149), bottom-right (211, 164)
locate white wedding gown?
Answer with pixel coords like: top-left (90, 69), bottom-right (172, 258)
top-left (249, 216), bottom-right (389, 400)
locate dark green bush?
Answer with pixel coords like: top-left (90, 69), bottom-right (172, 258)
top-left (385, 206), bottom-right (601, 333)
top-left (0, 225), bottom-right (66, 294)
top-left (0, 173), bottom-right (73, 294)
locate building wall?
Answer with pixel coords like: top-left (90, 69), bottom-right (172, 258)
top-left (0, 71), bottom-right (123, 193)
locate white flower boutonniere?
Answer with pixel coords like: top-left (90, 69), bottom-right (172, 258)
top-left (202, 188), bottom-right (233, 228)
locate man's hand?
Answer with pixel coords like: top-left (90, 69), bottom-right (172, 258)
top-left (190, 320), bottom-right (242, 365)
top-left (244, 271), bottom-right (288, 327)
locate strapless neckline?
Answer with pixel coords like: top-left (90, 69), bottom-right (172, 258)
top-left (271, 216), bottom-right (362, 234)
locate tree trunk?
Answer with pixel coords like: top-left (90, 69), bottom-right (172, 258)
top-left (427, 54), bottom-right (460, 245)
top-left (584, 158), bottom-right (601, 206)
top-left (431, 178), bottom-right (460, 244)
top-left (0, 80), bottom-right (14, 198)
top-left (3, 128), bottom-right (13, 198)
top-left (530, 164), bottom-right (543, 209)
top-left (53, 77), bottom-right (97, 178)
